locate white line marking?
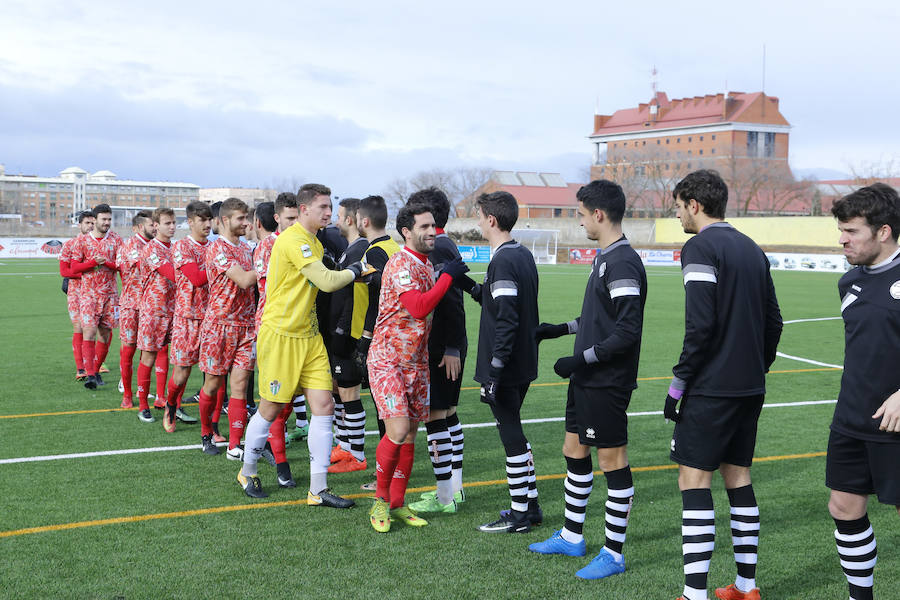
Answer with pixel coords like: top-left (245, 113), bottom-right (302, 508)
top-left (0, 272), bottom-right (58, 276)
top-left (783, 317), bottom-right (842, 324)
top-left (0, 399), bottom-right (837, 465)
top-left (776, 352), bottom-right (843, 369)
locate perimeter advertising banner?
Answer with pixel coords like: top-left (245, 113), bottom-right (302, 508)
top-left (568, 248), bottom-right (682, 266)
top-left (457, 245), bottom-right (491, 263)
top-left (569, 248), bottom-right (847, 272)
top-left (0, 237), bottom-right (70, 258)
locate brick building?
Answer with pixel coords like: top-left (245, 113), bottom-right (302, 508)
top-left (199, 187), bottom-right (278, 206)
top-left (456, 171), bottom-right (582, 218)
top-left (0, 165), bottom-right (199, 227)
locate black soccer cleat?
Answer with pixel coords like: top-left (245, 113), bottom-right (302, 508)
top-left (175, 408), bottom-right (198, 424)
top-left (237, 472), bottom-right (269, 499)
top-left (276, 463), bottom-right (296, 488)
top-left (83, 375), bottom-right (97, 390)
top-left (501, 501), bottom-right (543, 526)
top-left (201, 434), bottom-right (220, 455)
top-left (94, 373), bottom-right (106, 386)
top-left (308, 488), bottom-right (355, 508)
top-left (478, 509), bottom-right (531, 533)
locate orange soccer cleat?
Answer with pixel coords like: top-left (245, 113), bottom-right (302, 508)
top-left (328, 457), bottom-right (367, 473)
top-left (715, 584), bottom-right (760, 600)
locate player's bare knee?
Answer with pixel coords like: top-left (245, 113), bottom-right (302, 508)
top-left (596, 446), bottom-right (628, 472)
top-left (720, 463), bottom-right (752, 489)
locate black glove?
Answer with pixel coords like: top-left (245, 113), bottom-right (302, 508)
top-left (664, 394), bottom-right (682, 422)
top-left (322, 254), bottom-right (337, 270)
top-left (456, 274), bottom-right (477, 292)
top-left (553, 354), bottom-right (586, 378)
top-left (536, 322), bottom-right (569, 342)
top-left (441, 257), bottom-right (469, 280)
top-left (353, 336), bottom-right (372, 373)
top-left (480, 365), bottom-right (501, 408)
top-left (345, 261), bottom-right (365, 278)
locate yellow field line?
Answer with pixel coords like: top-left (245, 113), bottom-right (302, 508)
top-left (0, 368), bottom-right (841, 420)
top-left (0, 450), bottom-right (827, 539)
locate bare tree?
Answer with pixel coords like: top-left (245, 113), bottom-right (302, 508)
top-left (383, 166), bottom-right (493, 217)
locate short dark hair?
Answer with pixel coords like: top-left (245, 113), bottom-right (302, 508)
top-left (396, 201), bottom-right (433, 239)
top-left (92, 203), bottom-right (112, 217)
top-left (297, 183), bottom-right (331, 206)
top-left (77, 210), bottom-right (95, 223)
top-left (185, 201), bottom-right (212, 220)
top-left (210, 201), bottom-right (223, 219)
top-left (672, 169), bottom-right (728, 219)
top-left (476, 191), bottom-right (518, 232)
top-left (152, 207), bottom-right (175, 223)
top-left (831, 182), bottom-right (900, 242)
top-left (275, 192), bottom-right (298, 215)
top-left (577, 180), bottom-right (626, 224)
top-left (131, 210), bottom-right (151, 226)
top-left (339, 197), bottom-right (361, 226)
top-left (358, 195), bottom-right (388, 229)
top-left (220, 197), bottom-right (248, 220)
top-left (408, 187), bottom-right (451, 228)
top-left (256, 201), bottom-right (276, 233)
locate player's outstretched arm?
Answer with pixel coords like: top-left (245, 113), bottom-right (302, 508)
top-left (299, 260), bottom-right (354, 293)
top-left (225, 264), bottom-right (258, 289)
top-left (536, 320), bottom-right (577, 342)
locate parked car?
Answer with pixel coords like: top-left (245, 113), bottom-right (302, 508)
top-left (783, 257), bottom-right (797, 269)
top-left (801, 257), bottom-right (817, 269)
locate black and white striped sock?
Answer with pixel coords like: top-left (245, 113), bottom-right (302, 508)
top-left (292, 395), bottom-right (307, 428)
top-left (525, 441), bottom-right (538, 502)
top-left (682, 488), bottom-right (715, 600)
top-left (342, 399), bottom-right (366, 461)
top-left (727, 485), bottom-right (759, 593)
top-left (834, 514), bottom-right (877, 600)
top-left (560, 455), bottom-right (593, 544)
top-left (447, 412), bottom-right (464, 493)
top-left (603, 466), bottom-right (634, 560)
top-left (332, 393), bottom-right (349, 451)
top-left (425, 418), bottom-right (454, 504)
top-left (506, 449), bottom-right (531, 513)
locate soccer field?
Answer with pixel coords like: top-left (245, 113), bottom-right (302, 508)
top-left (0, 258), bottom-right (895, 599)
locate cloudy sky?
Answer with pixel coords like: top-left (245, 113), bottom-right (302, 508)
top-left (1, 1), bottom-right (897, 197)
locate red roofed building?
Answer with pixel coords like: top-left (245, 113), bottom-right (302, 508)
top-left (456, 171), bottom-right (582, 218)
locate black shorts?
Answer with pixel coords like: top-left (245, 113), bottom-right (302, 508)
top-left (428, 352), bottom-right (466, 411)
top-left (331, 355), bottom-right (363, 388)
top-left (826, 429), bottom-right (900, 506)
top-left (670, 394), bottom-right (764, 471)
top-left (565, 383), bottom-right (631, 447)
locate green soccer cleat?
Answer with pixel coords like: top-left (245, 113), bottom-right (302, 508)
top-left (408, 495), bottom-right (458, 514)
top-left (289, 424), bottom-right (309, 442)
top-left (369, 498), bottom-right (390, 533)
top-left (390, 506), bottom-right (428, 527)
top-left (419, 489), bottom-right (466, 504)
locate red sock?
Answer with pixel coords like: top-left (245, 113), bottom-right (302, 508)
top-left (212, 385), bottom-right (225, 425)
top-left (81, 340), bottom-right (97, 376)
top-left (154, 346), bottom-right (169, 399)
top-left (375, 435), bottom-right (402, 504)
top-left (94, 340), bottom-right (109, 372)
top-left (72, 332), bottom-right (84, 371)
top-left (137, 362), bottom-right (152, 410)
top-left (120, 345), bottom-right (136, 399)
top-left (389, 442), bottom-right (415, 509)
top-left (267, 404), bottom-right (292, 463)
top-left (198, 389), bottom-right (214, 436)
top-left (227, 397), bottom-right (247, 450)
top-left (165, 379), bottom-right (180, 408)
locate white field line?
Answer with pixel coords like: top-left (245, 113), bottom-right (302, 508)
top-left (0, 272), bottom-right (58, 276)
top-left (0, 399), bottom-right (836, 465)
top-left (776, 352), bottom-right (843, 369)
top-left (783, 317), bottom-right (842, 324)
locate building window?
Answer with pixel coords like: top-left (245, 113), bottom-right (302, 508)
top-left (711, 148), bottom-right (716, 154)
top-left (688, 137), bottom-right (692, 142)
top-left (712, 134), bottom-right (716, 141)
top-left (666, 139), bottom-right (670, 144)
top-left (764, 132), bottom-right (776, 157)
top-left (642, 141), bottom-right (646, 146)
top-left (656, 139), bottom-right (660, 144)
top-left (699, 149), bottom-right (703, 155)
top-left (677, 138), bottom-right (681, 143)
top-left (747, 131), bottom-right (759, 156)
top-left (699, 136), bottom-right (704, 141)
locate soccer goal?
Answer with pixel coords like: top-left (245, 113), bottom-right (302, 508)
top-left (512, 228), bottom-right (558, 264)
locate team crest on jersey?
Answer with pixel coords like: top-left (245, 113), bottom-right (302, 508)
top-left (215, 253), bottom-right (228, 267)
top-left (173, 250), bottom-right (182, 263)
top-left (301, 244), bottom-right (312, 258)
top-left (255, 258), bottom-right (264, 272)
top-left (129, 249), bottom-right (139, 260)
top-left (597, 262), bottom-right (607, 278)
top-left (397, 270), bottom-right (412, 286)
top-left (891, 281), bottom-right (900, 299)
top-left (270, 380), bottom-right (281, 395)
top-left (148, 253), bottom-right (160, 265)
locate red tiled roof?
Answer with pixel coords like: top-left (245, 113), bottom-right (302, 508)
top-left (592, 91), bottom-right (786, 136)
top-left (497, 182), bottom-right (582, 207)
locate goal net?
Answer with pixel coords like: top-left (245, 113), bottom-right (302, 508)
top-left (512, 228), bottom-right (558, 264)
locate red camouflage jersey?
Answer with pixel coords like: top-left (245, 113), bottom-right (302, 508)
top-left (116, 234), bottom-right (150, 310)
top-left (253, 232), bottom-right (278, 331)
top-left (369, 247), bottom-right (435, 367)
top-left (139, 238), bottom-right (176, 317)
top-left (173, 236), bottom-right (210, 319)
top-left (60, 235), bottom-right (84, 295)
top-left (74, 230), bottom-right (123, 298)
top-left (204, 236), bottom-right (255, 327)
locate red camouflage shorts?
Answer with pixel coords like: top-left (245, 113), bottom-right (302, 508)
top-left (119, 307), bottom-right (139, 345)
top-left (170, 316), bottom-right (203, 366)
top-left (367, 360), bottom-right (430, 421)
top-left (67, 289), bottom-right (81, 324)
top-left (199, 321), bottom-right (256, 376)
top-left (79, 294), bottom-right (119, 330)
top-left (137, 313), bottom-right (173, 352)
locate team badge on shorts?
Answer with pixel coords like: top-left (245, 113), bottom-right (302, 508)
top-left (215, 253), bottom-right (228, 267)
top-left (397, 270), bottom-right (412, 286)
top-left (270, 380), bottom-right (281, 395)
top-left (585, 427), bottom-right (595, 439)
top-left (890, 280), bottom-right (900, 300)
top-left (301, 244), bottom-right (312, 258)
top-left (385, 394), bottom-right (397, 411)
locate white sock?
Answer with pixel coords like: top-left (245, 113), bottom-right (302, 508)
top-left (308, 414), bottom-right (333, 494)
top-left (241, 411), bottom-right (273, 477)
top-left (436, 479), bottom-right (454, 505)
top-left (451, 468), bottom-right (463, 493)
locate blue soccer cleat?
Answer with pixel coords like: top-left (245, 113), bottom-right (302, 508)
top-left (575, 548), bottom-right (625, 579)
top-left (529, 530), bottom-right (586, 557)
